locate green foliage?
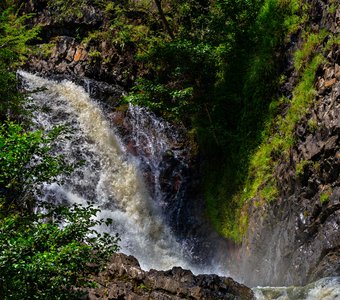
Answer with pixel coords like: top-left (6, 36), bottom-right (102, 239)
top-left (0, 120), bottom-right (119, 299)
top-left (117, 0), bottom-right (257, 119)
top-left (307, 118), bottom-right (318, 133)
top-left (320, 188), bottom-right (332, 203)
top-left (0, 4), bottom-right (120, 300)
top-left (0, 203), bottom-right (119, 300)
top-left (202, 0), bottom-right (304, 240)
top-left (235, 24), bottom-right (338, 232)
top-left (241, 53), bottom-right (323, 205)
top-left (0, 7), bottom-right (40, 64)
top-left (79, 0), bottom-right (164, 51)
top-left (0, 5), bottom-right (40, 119)
top-left (138, 282), bottom-right (149, 291)
top-left (296, 159), bottom-right (310, 177)
top-left (0, 120), bottom-right (72, 213)
top-left (0, 119), bottom-right (119, 300)
top-left (0, 68), bottom-right (20, 120)
top-left (125, 79), bottom-right (194, 119)
top-left (328, 3), bottom-right (336, 14)
top-left (32, 42), bottom-right (56, 60)
top-left (125, 38), bottom-right (221, 119)
top-left (88, 49), bottom-right (102, 61)
top-left (202, 0), bottom-right (338, 240)
top-left (294, 30), bottom-right (328, 72)
top-left (47, 0), bottom-right (106, 22)
top-left (244, 0), bottom-right (301, 98)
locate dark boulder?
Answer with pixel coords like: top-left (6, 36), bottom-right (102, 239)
top-left (86, 253), bottom-right (254, 300)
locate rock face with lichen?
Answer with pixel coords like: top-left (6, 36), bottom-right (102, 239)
top-left (236, 0), bottom-right (340, 287)
top-left (85, 253), bottom-right (254, 300)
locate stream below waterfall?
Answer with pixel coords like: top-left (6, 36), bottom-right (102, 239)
top-left (18, 71), bottom-right (340, 299)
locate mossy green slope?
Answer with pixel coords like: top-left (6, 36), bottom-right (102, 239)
top-left (210, 0), bottom-right (339, 242)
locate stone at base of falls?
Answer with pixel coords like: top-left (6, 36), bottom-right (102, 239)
top-left (85, 253), bottom-right (253, 300)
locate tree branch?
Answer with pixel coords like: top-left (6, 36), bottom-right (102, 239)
top-left (154, 0), bottom-right (174, 40)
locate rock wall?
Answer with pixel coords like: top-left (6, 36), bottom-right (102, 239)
top-left (237, 0), bottom-right (340, 287)
top-left (85, 253), bottom-right (254, 300)
top-left (23, 0), bottom-right (136, 102)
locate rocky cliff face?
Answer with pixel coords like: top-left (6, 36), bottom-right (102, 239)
top-left (23, 0), bottom-right (136, 102)
top-left (237, 0), bottom-right (339, 287)
top-left (85, 253), bottom-right (254, 300)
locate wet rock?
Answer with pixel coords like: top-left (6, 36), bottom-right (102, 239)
top-left (324, 78), bottom-right (336, 88)
top-left (310, 249), bottom-right (340, 282)
top-left (299, 134), bottom-right (322, 160)
top-left (86, 253), bottom-right (253, 300)
top-left (25, 23), bottom-right (137, 90)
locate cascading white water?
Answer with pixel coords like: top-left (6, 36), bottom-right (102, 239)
top-left (253, 277), bottom-right (340, 300)
top-left (125, 105), bottom-right (188, 226)
top-left (127, 104), bottom-right (182, 204)
top-left (18, 70), bottom-right (193, 271)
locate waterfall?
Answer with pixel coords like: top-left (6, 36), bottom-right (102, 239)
top-left (18, 71), bottom-right (340, 299)
top-left (124, 105), bottom-right (189, 233)
top-left (18, 70), bottom-right (193, 272)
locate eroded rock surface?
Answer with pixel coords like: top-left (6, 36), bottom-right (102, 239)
top-left (86, 253), bottom-right (254, 300)
top-left (23, 0), bottom-right (136, 102)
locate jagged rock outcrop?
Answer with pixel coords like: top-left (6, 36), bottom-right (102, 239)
top-left (23, 0), bottom-right (137, 101)
top-left (27, 35), bottom-right (136, 92)
top-left (85, 253), bottom-right (254, 300)
top-left (237, 0), bottom-right (340, 287)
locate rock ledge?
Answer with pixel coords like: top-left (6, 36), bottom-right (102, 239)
top-left (86, 253), bottom-right (253, 300)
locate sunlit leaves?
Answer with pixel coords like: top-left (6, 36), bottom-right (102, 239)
top-left (0, 7), bottom-right (40, 65)
top-left (0, 4), bottom-right (40, 119)
top-left (0, 121), bottom-right (72, 212)
top-left (0, 203), bottom-right (119, 299)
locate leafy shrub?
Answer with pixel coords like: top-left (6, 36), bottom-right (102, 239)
top-left (0, 121), bottom-right (72, 213)
top-left (0, 203), bottom-right (119, 300)
top-left (0, 6), bottom-right (40, 120)
top-left (0, 120), bottom-right (119, 299)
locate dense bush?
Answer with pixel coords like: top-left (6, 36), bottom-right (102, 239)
top-left (0, 5), bottom-right (40, 120)
top-left (0, 204), bottom-right (119, 300)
